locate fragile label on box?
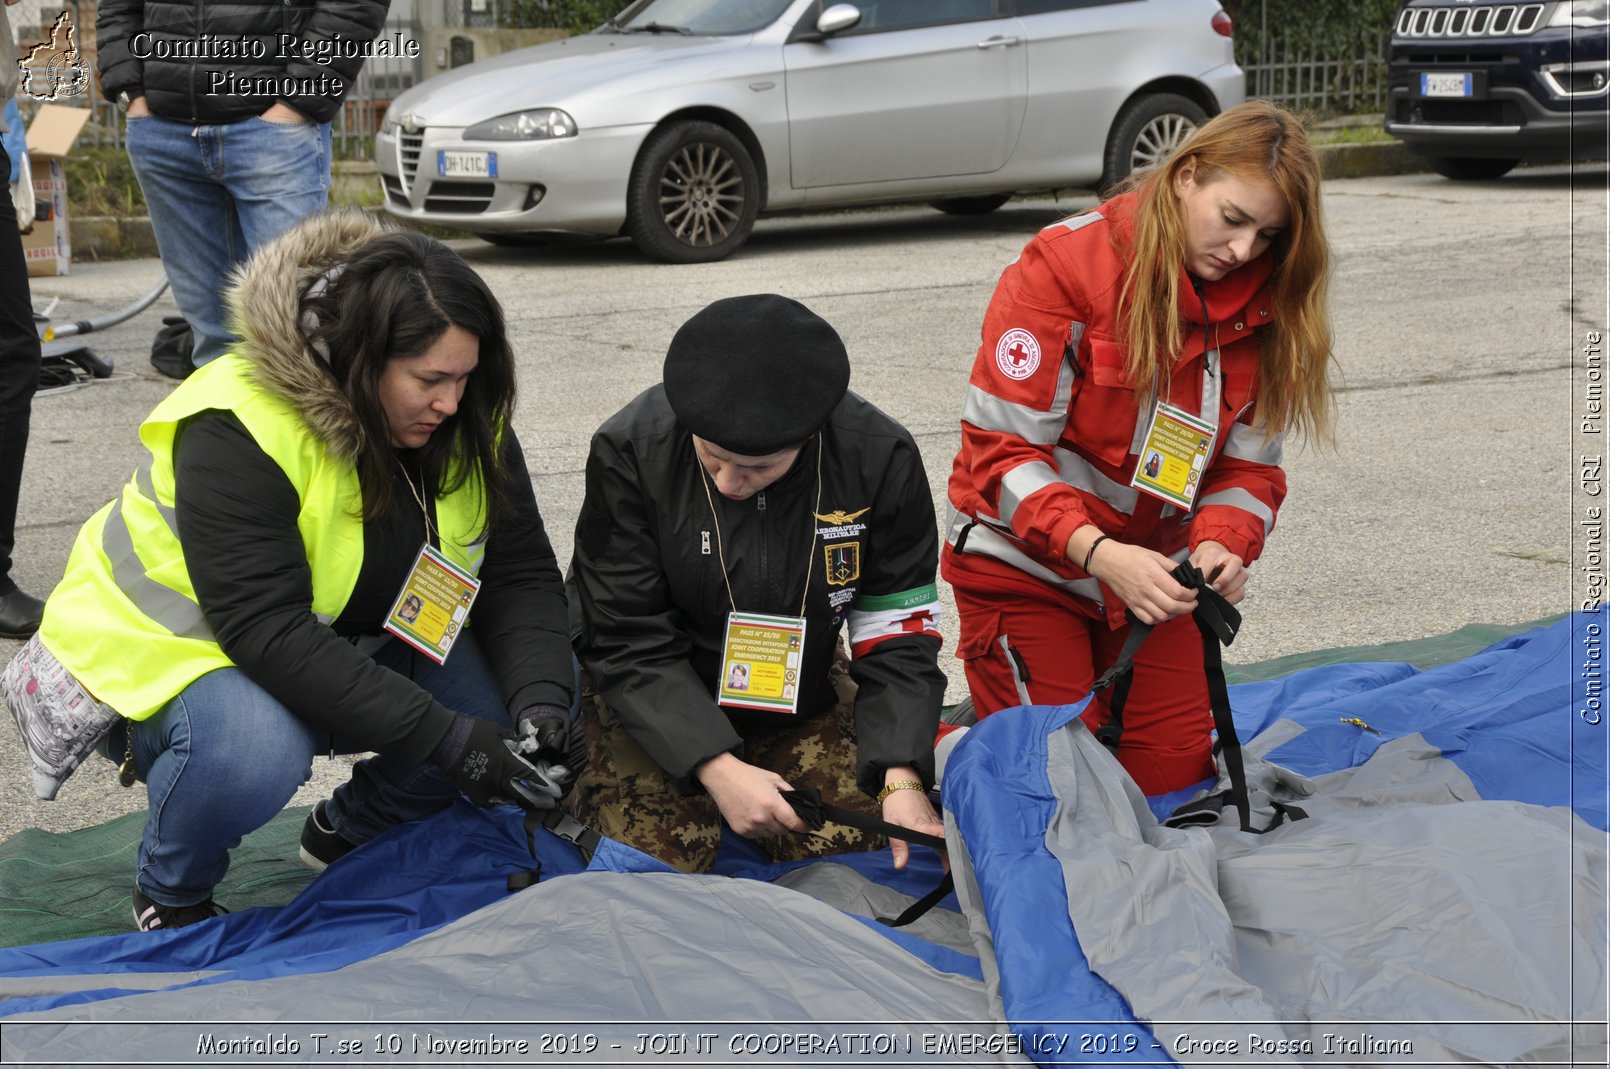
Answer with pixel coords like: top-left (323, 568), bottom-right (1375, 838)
top-left (22, 158), bottom-right (70, 276)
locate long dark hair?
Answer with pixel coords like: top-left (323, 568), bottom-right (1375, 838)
top-left (301, 232), bottom-right (517, 531)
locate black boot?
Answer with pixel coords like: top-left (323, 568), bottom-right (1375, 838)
top-left (0, 588), bottom-right (44, 639)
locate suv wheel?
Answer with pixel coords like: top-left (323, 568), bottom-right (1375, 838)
top-left (626, 120), bottom-right (760, 264)
top-left (1426, 156), bottom-right (1521, 181)
top-left (1101, 93), bottom-right (1207, 191)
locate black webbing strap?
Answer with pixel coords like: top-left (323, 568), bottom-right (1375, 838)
top-left (879, 872), bottom-right (956, 928)
top-left (780, 788), bottom-right (947, 852)
top-left (506, 807), bottom-right (603, 893)
top-left (1089, 563), bottom-right (1303, 835)
top-left (780, 788), bottom-right (952, 928)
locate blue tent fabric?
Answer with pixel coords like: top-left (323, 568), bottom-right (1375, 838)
top-left (943, 610), bottom-right (1606, 1066)
top-left (0, 612), bottom-right (1603, 1067)
top-left (0, 793), bottom-right (963, 1019)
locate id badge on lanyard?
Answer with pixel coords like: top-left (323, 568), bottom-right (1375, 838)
top-left (383, 544), bottom-right (481, 665)
top-left (1131, 400), bottom-right (1217, 510)
top-left (718, 611), bottom-right (807, 715)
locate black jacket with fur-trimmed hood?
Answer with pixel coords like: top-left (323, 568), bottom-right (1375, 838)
top-left (175, 212), bottom-right (572, 763)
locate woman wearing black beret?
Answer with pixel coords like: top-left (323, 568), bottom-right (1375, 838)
top-left (567, 294), bottom-right (947, 873)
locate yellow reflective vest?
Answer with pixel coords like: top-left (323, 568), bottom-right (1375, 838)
top-left (40, 354), bottom-right (487, 720)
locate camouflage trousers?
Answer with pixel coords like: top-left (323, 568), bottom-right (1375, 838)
top-left (568, 672), bottom-right (877, 873)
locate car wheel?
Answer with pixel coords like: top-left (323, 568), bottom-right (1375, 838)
top-left (929, 194), bottom-right (1011, 216)
top-left (626, 120), bottom-right (759, 264)
top-left (1101, 93), bottom-right (1208, 191)
top-left (1426, 156), bottom-right (1521, 180)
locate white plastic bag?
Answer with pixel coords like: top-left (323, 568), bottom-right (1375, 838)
top-left (11, 148), bottom-right (33, 233)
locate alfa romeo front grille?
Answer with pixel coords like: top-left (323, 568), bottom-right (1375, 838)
top-left (1396, 4), bottom-right (1545, 37)
top-left (423, 183), bottom-right (496, 214)
top-left (398, 131), bottom-right (423, 194)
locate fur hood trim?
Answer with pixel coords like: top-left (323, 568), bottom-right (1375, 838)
top-left (223, 210), bottom-right (389, 463)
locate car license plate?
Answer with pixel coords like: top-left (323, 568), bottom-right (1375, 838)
top-left (1420, 72), bottom-right (1472, 98)
top-left (438, 150), bottom-right (496, 178)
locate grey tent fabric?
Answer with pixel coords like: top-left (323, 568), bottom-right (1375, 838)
top-left (1010, 717), bottom-right (1607, 1067)
top-left (2, 871), bottom-right (1032, 1067)
top-left (773, 862), bottom-right (973, 956)
top-left (0, 968), bottom-right (225, 999)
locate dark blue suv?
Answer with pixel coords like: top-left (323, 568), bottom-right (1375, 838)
top-left (1386, 1), bottom-right (1609, 178)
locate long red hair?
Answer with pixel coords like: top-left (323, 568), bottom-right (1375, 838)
top-left (1113, 100), bottom-right (1335, 442)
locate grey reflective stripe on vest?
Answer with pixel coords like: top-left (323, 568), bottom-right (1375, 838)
top-left (466, 535), bottom-right (488, 575)
top-left (1195, 487), bottom-right (1275, 534)
top-left (1048, 209), bottom-right (1105, 235)
top-left (1052, 446), bottom-right (1139, 513)
top-left (999, 461), bottom-right (1062, 529)
top-left (101, 499), bottom-right (215, 643)
top-left (945, 506), bottom-right (1103, 602)
top-left (961, 352), bottom-right (1076, 445)
top-left (1202, 347), bottom-right (1221, 422)
top-left (133, 461), bottom-right (179, 537)
top-left (999, 634), bottom-right (1032, 706)
top-left (991, 443), bottom-right (1142, 533)
top-left (129, 460), bottom-right (338, 628)
top-left (1222, 422), bottom-right (1284, 466)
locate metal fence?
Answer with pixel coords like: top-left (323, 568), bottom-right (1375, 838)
top-left (1242, 31), bottom-right (1393, 117)
top-left (331, 9), bottom-right (424, 157)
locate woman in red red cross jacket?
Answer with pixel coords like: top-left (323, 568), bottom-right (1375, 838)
top-left (943, 101), bottom-right (1337, 795)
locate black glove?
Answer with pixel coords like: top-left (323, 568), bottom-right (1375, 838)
top-left (513, 707), bottom-right (589, 795)
top-left (432, 715), bottom-right (567, 811)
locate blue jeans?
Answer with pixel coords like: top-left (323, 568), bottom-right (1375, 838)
top-left (124, 113), bottom-right (332, 366)
top-left (118, 634), bottom-right (533, 908)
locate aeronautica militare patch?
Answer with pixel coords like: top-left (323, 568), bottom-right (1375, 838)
top-left (824, 542), bottom-right (861, 587)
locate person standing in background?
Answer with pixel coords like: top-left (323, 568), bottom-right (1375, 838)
top-left (0, 0), bottom-right (47, 637)
top-left (96, 0), bottom-right (389, 375)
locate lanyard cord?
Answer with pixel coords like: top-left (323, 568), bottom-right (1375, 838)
top-left (1189, 275), bottom-right (1231, 414)
top-left (396, 458), bottom-right (438, 545)
top-left (696, 434), bottom-right (823, 618)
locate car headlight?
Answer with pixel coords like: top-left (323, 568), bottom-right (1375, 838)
top-left (1551, 0), bottom-right (1610, 27)
top-left (463, 109), bottom-right (578, 141)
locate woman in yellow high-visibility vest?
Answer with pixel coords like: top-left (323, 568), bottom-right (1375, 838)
top-left (9, 212), bottom-right (582, 932)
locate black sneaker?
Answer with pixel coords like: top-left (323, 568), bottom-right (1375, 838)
top-left (131, 884), bottom-right (227, 932)
top-left (298, 801), bottom-right (357, 872)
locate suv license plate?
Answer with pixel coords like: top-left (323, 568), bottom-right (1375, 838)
top-left (1420, 72), bottom-right (1473, 98)
top-left (438, 151), bottom-right (497, 178)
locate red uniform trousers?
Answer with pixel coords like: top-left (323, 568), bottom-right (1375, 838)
top-left (948, 555), bottom-right (1216, 795)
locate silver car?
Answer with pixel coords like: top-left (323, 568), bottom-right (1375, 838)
top-left (377, 0), bottom-right (1244, 262)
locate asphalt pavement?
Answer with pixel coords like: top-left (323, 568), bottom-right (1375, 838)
top-left (3, 162), bottom-right (1603, 841)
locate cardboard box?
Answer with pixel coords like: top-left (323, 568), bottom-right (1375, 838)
top-left (21, 105), bottom-right (91, 277)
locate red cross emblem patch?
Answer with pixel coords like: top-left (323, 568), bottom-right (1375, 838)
top-left (995, 328), bottom-right (1041, 380)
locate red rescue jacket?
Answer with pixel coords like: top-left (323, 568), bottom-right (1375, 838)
top-left (944, 191), bottom-right (1287, 630)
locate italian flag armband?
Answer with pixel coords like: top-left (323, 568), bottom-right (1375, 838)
top-left (846, 584), bottom-right (942, 657)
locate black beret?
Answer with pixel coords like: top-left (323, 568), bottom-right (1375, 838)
top-left (663, 294), bottom-right (850, 456)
